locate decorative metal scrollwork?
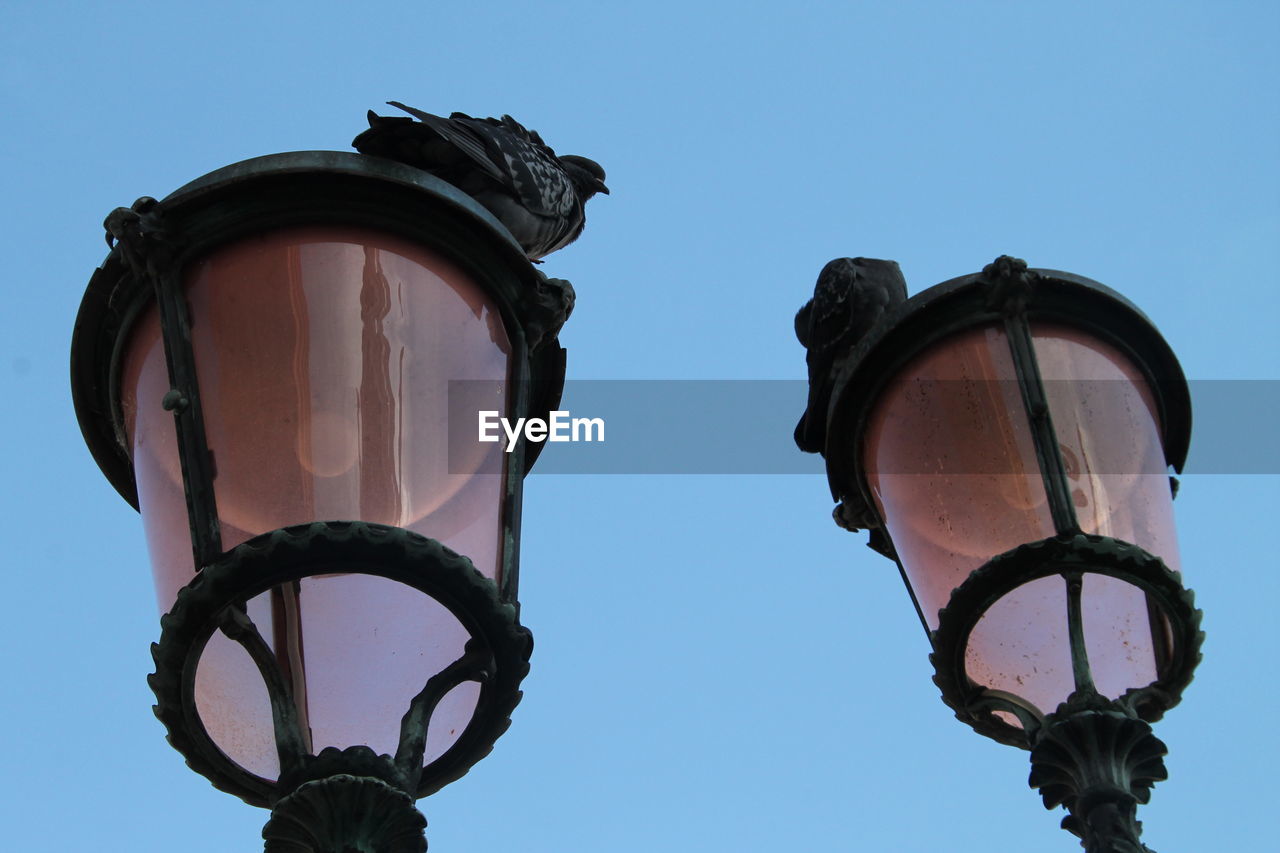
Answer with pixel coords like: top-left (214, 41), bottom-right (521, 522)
top-left (149, 521), bottom-right (533, 813)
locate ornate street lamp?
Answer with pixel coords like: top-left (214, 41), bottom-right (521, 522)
top-left (71, 151), bottom-right (576, 851)
top-left (796, 256), bottom-right (1202, 852)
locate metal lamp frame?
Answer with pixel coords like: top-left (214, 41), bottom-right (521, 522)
top-left (71, 152), bottom-right (574, 852)
top-left (811, 256), bottom-right (1203, 852)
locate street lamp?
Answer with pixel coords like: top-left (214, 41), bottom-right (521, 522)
top-left (797, 256), bottom-right (1202, 852)
top-left (70, 152), bottom-right (575, 851)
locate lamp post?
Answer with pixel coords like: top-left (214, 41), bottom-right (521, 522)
top-left (70, 151), bottom-right (575, 851)
top-left (797, 256), bottom-right (1202, 852)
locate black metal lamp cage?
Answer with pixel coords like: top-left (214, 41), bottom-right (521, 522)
top-left (71, 149), bottom-right (1205, 853)
top-left (802, 256), bottom-right (1202, 853)
top-left (71, 152), bottom-right (573, 852)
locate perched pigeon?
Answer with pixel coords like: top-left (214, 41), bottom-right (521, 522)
top-left (353, 102), bottom-right (608, 260)
top-left (794, 257), bottom-right (908, 454)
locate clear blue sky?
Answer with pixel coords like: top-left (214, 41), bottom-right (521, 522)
top-left (2, 2), bottom-right (1276, 850)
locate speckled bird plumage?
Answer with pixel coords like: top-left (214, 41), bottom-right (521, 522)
top-left (353, 102), bottom-right (608, 261)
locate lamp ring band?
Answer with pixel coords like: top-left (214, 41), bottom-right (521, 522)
top-left (148, 520), bottom-right (532, 808)
top-left (928, 533), bottom-right (1202, 749)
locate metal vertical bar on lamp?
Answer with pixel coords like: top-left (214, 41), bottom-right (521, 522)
top-left (105, 198), bottom-right (223, 570)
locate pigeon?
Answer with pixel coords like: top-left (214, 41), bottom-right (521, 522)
top-left (794, 257), bottom-right (908, 454)
top-left (353, 102), bottom-right (608, 261)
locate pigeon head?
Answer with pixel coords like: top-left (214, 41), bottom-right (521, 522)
top-left (560, 155), bottom-right (610, 200)
top-left (817, 257), bottom-right (861, 284)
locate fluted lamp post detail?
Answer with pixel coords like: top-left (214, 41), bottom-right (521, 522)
top-left (71, 151), bottom-right (577, 851)
top-left (796, 256), bottom-right (1202, 853)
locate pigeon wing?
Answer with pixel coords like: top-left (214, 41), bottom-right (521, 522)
top-left (457, 114), bottom-right (578, 218)
top-left (384, 102), bottom-right (508, 184)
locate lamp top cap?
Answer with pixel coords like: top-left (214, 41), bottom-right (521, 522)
top-left (818, 259), bottom-right (1192, 523)
top-left (71, 150), bottom-right (551, 509)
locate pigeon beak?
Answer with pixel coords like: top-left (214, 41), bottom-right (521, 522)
top-left (595, 180), bottom-right (610, 195)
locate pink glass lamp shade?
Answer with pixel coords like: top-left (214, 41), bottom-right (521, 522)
top-left (71, 153), bottom-right (564, 808)
top-left (120, 225), bottom-right (512, 783)
top-left (820, 260), bottom-right (1200, 747)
